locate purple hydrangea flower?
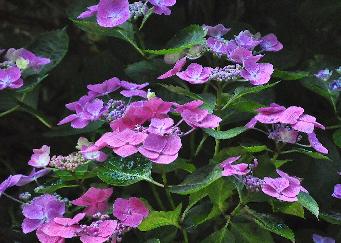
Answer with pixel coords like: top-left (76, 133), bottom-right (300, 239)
top-left (77, 5), bottom-right (98, 19)
top-left (158, 57), bottom-right (186, 79)
top-left (79, 220), bottom-right (117, 243)
top-left (176, 63), bottom-right (212, 84)
top-left (268, 124), bottom-right (299, 144)
top-left (329, 78), bottom-right (341, 91)
top-left (5, 48), bottom-right (51, 70)
top-left (206, 37), bottom-right (229, 56)
top-left (97, 0), bottom-right (130, 28)
top-left (139, 133), bottom-right (182, 164)
top-left (149, 0), bottom-right (176, 15)
top-left (148, 118), bottom-right (174, 135)
top-left (87, 77), bottom-right (121, 97)
top-left (22, 194), bottom-right (65, 234)
top-left (77, 137), bottom-right (107, 162)
top-left (28, 145), bottom-right (51, 168)
top-left (235, 30), bottom-right (261, 50)
top-left (15, 169), bottom-right (51, 186)
top-left (0, 66), bottom-right (23, 90)
top-left (229, 46), bottom-right (263, 64)
top-left (332, 184), bottom-right (341, 199)
top-left (113, 197), bottom-right (149, 227)
top-left (312, 234), bottom-right (335, 243)
top-left (204, 24), bottom-right (230, 38)
top-left (240, 60), bottom-right (274, 85)
top-left (260, 33), bottom-right (283, 52)
top-left (119, 80), bottom-right (149, 98)
top-left (314, 69), bottom-right (333, 81)
top-left (0, 175), bottom-right (22, 197)
top-left (220, 156), bottom-right (250, 176)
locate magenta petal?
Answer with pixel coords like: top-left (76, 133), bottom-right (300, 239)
top-left (158, 57), bottom-right (187, 79)
top-left (332, 184), bottom-right (341, 199)
top-left (113, 145), bottom-right (139, 157)
top-left (279, 106), bottom-right (304, 124)
top-left (307, 132), bottom-right (328, 154)
top-left (77, 5), bottom-right (98, 19)
top-left (96, 0), bottom-right (130, 28)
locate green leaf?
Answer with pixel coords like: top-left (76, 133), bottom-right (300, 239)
top-left (274, 159), bottom-right (291, 169)
top-left (320, 212), bottom-right (341, 225)
top-left (159, 84), bottom-right (202, 100)
top-left (290, 148), bottom-right (330, 160)
top-left (44, 121), bottom-right (104, 137)
top-left (97, 155), bottom-right (153, 186)
top-left (201, 227), bottom-right (235, 243)
top-left (245, 207), bottom-right (295, 242)
top-left (204, 127), bottom-right (247, 140)
top-left (138, 204), bottom-right (182, 231)
top-left (169, 164), bottom-right (222, 195)
top-left (153, 158), bottom-right (196, 174)
top-left (332, 129), bottom-right (341, 148)
top-left (54, 163), bottom-right (98, 181)
top-left (144, 25), bottom-right (206, 55)
top-left (297, 192), bottom-right (319, 218)
top-left (271, 201), bottom-right (305, 218)
top-left (35, 180), bottom-right (79, 194)
top-left (242, 145), bottom-right (268, 153)
top-left (231, 221), bottom-right (274, 243)
top-left (273, 70), bottom-right (309, 80)
top-left (125, 59), bottom-right (168, 83)
top-left (145, 239), bottom-right (161, 243)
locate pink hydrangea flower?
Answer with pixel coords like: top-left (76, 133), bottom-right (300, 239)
top-left (77, 137), bottom-right (107, 162)
top-left (22, 195), bottom-right (65, 234)
top-left (204, 24), bottom-right (230, 37)
top-left (0, 66), bottom-right (23, 90)
top-left (149, 0), bottom-right (176, 15)
top-left (176, 63), bottom-right (213, 84)
top-left (28, 145), bottom-right (51, 168)
top-left (240, 60), bottom-right (274, 85)
top-left (260, 33), bottom-right (283, 52)
top-left (79, 220), bottom-right (117, 243)
top-left (5, 48), bottom-right (51, 70)
top-left (97, 0), bottom-right (130, 28)
top-left (261, 170), bottom-right (305, 202)
top-left (332, 184), bottom-right (341, 199)
top-left (139, 133), bottom-right (182, 164)
top-left (148, 118), bottom-right (174, 135)
top-left (77, 5), bottom-right (98, 19)
top-left (220, 156), bottom-right (250, 176)
top-left (40, 213), bottom-right (86, 239)
top-left (312, 234), bottom-right (335, 243)
top-left (71, 187), bottom-right (113, 216)
top-left (113, 197), bottom-right (149, 227)
top-left (158, 57), bottom-right (186, 79)
top-left (90, 129), bottom-right (147, 157)
top-left (235, 30), bottom-right (261, 50)
top-left (36, 227), bottom-right (64, 243)
top-left (175, 100), bottom-right (221, 128)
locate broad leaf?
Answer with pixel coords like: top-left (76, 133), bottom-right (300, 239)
top-left (153, 158), bottom-right (196, 174)
top-left (201, 227), bottom-right (235, 243)
top-left (231, 221), bottom-right (274, 243)
top-left (145, 25), bottom-right (206, 55)
top-left (204, 127), bottom-right (247, 140)
top-left (44, 121), bottom-right (104, 137)
top-left (332, 129), bottom-right (341, 148)
top-left (138, 204), bottom-right (182, 231)
top-left (273, 70), bottom-right (309, 80)
top-left (271, 201), bottom-right (305, 218)
top-left (245, 207), bottom-right (295, 242)
top-left (242, 145), bottom-right (268, 153)
top-left (35, 180), bottom-right (78, 194)
top-left (97, 155), bottom-right (153, 186)
top-left (290, 148), bottom-right (330, 160)
top-left (159, 84), bottom-right (202, 100)
top-left (169, 164), bottom-right (222, 195)
top-left (320, 212), bottom-right (341, 225)
top-left (297, 192), bottom-right (319, 218)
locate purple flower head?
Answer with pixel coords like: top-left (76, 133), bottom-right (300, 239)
top-left (149, 0), bottom-right (176, 15)
top-left (268, 124), bottom-right (299, 144)
top-left (240, 60), bottom-right (274, 85)
top-left (158, 57), bottom-right (186, 79)
top-left (87, 77), bottom-right (121, 97)
top-left (203, 24), bottom-right (230, 38)
top-left (90, 129), bottom-right (147, 157)
top-left (229, 47), bottom-right (263, 64)
top-left (332, 184), bottom-right (341, 199)
top-left (315, 69), bottom-right (333, 81)
top-left (40, 213), bottom-right (86, 239)
top-left (176, 63), bottom-right (213, 84)
top-left (58, 97), bottom-right (107, 129)
top-left (5, 48), bottom-right (51, 70)
top-left (113, 197), bottom-right (149, 227)
top-left (119, 80), bottom-right (149, 98)
top-left (77, 5), bottom-right (98, 19)
top-left (235, 30), bottom-right (261, 50)
top-left (175, 100), bottom-right (221, 128)
top-left (220, 156), bottom-right (250, 176)
top-left (77, 137), bottom-right (107, 162)
top-left (16, 169), bottom-right (51, 186)
top-left (0, 66), bottom-right (23, 90)
top-left (312, 234), bottom-right (335, 243)
top-left (22, 194), bottom-right (65, 234)
top-left (210, 65), bottom-right (242, 82)
top-left (206, 37), bottom-right (229, 56)
top-left (28, 145), bottom-right (51, 168)
top-left (291, 114), bottom-right (325, 134)
top-left (329, 78), bottom-right (341, 91)
top-left (71, 187), bottom-right (113, 216)
top-left (79, 220), bottom-right (117, 243)
top-left (260, 33), bottom-right (283, 52)
top-left (148, 118), bottom-right (174, 135)
top-left (97, 0), bottom-right (130, 28)
top-left (139, 133), bottom-right (182, 164)
top-left (0, 175), bottom-right (22, 197)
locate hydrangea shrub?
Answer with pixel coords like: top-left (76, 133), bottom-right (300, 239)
top-left (0, 0), bottom-right (340, 242)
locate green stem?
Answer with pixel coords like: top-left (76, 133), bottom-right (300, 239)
top-left (3, 193), bottom-right (24, 204)
top-left (326, 124), bottom-right (341, 130)
top-left (194, 134), bottom-right (208, 157)
top-left (182, 228), bottom-right (189, 243)
top-left (146, 178), bottom-right (164, 188)
top-left (0, 105), bottom-right (20, 118)
top-left (162, 169), bottom-right (176, 210)
top-left (149, 184), bottom-right (166, 211)
top-left (214, 82), bottom-right (223, 157)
